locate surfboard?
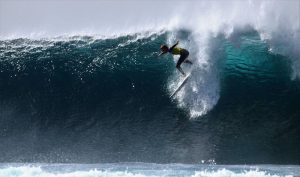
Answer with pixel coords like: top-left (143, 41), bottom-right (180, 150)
top-left (170, 73), bottom-right (191, 98)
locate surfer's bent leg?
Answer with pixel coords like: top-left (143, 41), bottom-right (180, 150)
top-left (176, 50), bottom-right (189, 76)
top-left (176, 65), bottom-right (186, 76)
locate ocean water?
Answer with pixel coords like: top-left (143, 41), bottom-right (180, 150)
top-left (1, 29), bottom-right (299, 164)
top-left (0, 0), bottom-right (300, 176)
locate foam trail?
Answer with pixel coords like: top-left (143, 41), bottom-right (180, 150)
top-left (168, 31), bottom-right (222, 118)
top-left (0, 165), bottom-right (295, 177)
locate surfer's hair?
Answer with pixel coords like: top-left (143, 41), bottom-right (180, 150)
top-left (160, 45), bottom-right (168, 50)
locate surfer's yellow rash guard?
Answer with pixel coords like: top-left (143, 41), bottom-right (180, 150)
top-left (169, 47), bottom-right (183, 55)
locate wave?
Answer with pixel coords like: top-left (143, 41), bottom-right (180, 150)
top-left (1, 0), bottom-right (299, 117)
top-left (2, 27), bottom-right (294, 118)
top-left (1, 29), bottom-right (300, 164)
top-left (0, 0), bottom-right (300, 164)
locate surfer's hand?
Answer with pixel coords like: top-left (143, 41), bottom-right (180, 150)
top-left (158, 51), bottom-right (166, 56)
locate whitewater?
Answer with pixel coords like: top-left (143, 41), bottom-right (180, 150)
top-left (0, 163), bottom-right (300, 177)
top-left (0, 0), bottom-right (300, 176)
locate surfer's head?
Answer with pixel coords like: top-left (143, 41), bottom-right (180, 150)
top-left (160, 45), bottom-right (169, 52)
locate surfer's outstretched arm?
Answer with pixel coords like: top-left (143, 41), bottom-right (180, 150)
top-left (158, 51), bottom-right (167, 56)
top-left (169, 41), bottom-right (179, 51)
top-left (159, 44), bottom-right (170, 56)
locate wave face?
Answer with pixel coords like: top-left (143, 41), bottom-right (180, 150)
top-left (0, 28), bottom-right (300, 164)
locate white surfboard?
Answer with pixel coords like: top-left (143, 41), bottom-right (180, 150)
top-left (170, 73), bottom-right (191, 98)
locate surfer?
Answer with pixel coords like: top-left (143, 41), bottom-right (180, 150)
top-left (159, 40), bottom-right (192, 76)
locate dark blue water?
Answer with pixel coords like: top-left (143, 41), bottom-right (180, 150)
top-left (0, 30), bottom-right (299, 164)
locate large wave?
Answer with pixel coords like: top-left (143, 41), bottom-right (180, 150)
top-left (1, 0), bottom-right (299, 117)
top-left (0, 0), bottom-right (299, 164)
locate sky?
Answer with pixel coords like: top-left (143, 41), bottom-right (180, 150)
top-left (0, 0), bottom-right (177, 37)
top-left (0, 0), bottom-right (299, 38)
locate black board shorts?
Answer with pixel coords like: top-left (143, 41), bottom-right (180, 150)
top-left (176, 49), bottom-right (189, 67)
